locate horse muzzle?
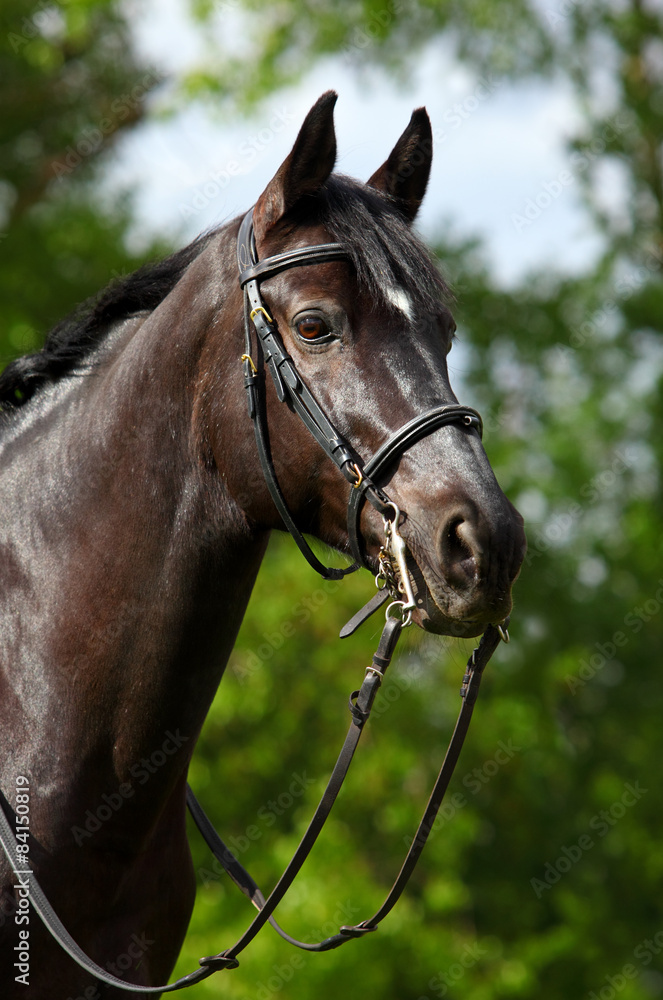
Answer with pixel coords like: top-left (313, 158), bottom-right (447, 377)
top-left (403, 497), bottom-right (526, 638)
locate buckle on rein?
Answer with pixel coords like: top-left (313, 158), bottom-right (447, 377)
top-left (376, 503), bottom-right (416, 626)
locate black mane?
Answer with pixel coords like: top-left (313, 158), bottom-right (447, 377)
top-left (0, 232), bottom-right (216, 411)
top-left (0, 175), bottom-right (449, 413)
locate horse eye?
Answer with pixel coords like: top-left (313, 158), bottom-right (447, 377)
top-left (295, 316), bottom-right (330, 341)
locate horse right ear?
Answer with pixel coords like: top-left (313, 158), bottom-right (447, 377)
top-left (252, 91), bottom-right (338, 246)
top-left (367, 108), bottom-right (433, 222)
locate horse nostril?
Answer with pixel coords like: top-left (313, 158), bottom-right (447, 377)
top-left (441, 515), bottom-right (479, 588)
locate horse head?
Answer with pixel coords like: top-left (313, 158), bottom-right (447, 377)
top-left (208, 92), bottom-right (525, 639)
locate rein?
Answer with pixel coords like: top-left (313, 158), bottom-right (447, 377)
top-left (0, 209), bottom-right (509, 991)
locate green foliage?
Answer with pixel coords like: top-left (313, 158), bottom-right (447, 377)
top-left (2, 1), bottom-right (663, 998)
top-left (183, 0), bottom-right (554, 113)
top-left (184, 0), bottom-right (662, 256)
top-left (0, 0), bottom-right (169, 364)
top-left (1, 0), bottom-right (161, 211)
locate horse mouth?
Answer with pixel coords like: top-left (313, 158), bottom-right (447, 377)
top-left (406, 553), bottom-right (512, 639)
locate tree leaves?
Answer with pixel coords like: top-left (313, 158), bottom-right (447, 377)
top-left (2, 2), bottom-right (662, 997)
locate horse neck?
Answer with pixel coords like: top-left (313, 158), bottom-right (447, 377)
top-left (0, 237), bottom-right (267, 822)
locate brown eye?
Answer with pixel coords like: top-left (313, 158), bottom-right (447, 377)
top-left (295, 315), bottom-right (330, 342)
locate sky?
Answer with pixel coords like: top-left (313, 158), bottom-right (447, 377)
top-left (106, 0), bottom-right (607, 288)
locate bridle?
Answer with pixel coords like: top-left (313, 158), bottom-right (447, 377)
top-left (236, 207), bottom-right (484, 584)
top-left (0, 209), bottom-right (509, 992)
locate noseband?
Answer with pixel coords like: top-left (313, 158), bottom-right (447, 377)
top-left (236, 208), bottom-right (483, 584)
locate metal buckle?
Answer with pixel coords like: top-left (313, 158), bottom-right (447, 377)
top-left (350, 462), bottom-right (363, 488)
top-left (497, 623), bottom-right (510, 643)
top-left (380, 503), bottom-right (416, 623)
top-left (385, 600), bottom-right (413, 627)
top-left (249, 305), bottom-right (273, 325)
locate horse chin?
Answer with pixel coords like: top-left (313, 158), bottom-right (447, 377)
top-left (410, 601), bottom-right (486, 639)
top-left (407, 559), bottom-right (495, 639)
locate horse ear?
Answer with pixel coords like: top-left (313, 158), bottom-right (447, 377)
top-left (252, 91), bottom-right (338, 243)
top-left (367, 108), bottom-right (432, 221)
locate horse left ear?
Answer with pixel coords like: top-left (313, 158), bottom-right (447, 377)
top-left (253, 91), bottom-right (338, 244)
top-left (367, 108), bottom-right (432, 222)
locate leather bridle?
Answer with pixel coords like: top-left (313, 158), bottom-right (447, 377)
top-left (0, 208), bottom-right (509, 992)
top-left (235, 207), bottom-right (484, 580)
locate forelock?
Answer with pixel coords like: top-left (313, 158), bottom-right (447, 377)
top-left (313, 175), bottom-right (451, 317)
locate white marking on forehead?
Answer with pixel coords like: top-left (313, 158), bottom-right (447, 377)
top-left (385, 285), bottom-right (414, 321)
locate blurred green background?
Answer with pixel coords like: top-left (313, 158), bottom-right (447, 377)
top-left (1, 0), bottom-right (662, 997)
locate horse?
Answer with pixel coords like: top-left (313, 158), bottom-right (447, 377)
top-left (0, 91), bottom-right (525, 997)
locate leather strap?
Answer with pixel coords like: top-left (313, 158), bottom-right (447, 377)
top-left (347, 403), bottom-right (483, 567)
top-left (339, 587), bottom-right (390, 638)
top-left (0, 618), bottom-right (403, 985)
top-left (0, 610), bottom-right (506, 988)
top-left (195, 615), bottom-right (404, 966)
top-left (343, 621), bottom-right (503, 932)
top-left (0, 798), bottom-right (219, 991)
top-left (239, 245), bottom-right (348, 286)
top-left (238, 209), bottom-right (364, 580)
top-left (247, 358), bottom-right (355, 581)
top-left (186, 620), bottom-right (505, 954)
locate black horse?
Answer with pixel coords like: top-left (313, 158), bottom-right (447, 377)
top-left (0, 92), bottom-right (525, 996)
